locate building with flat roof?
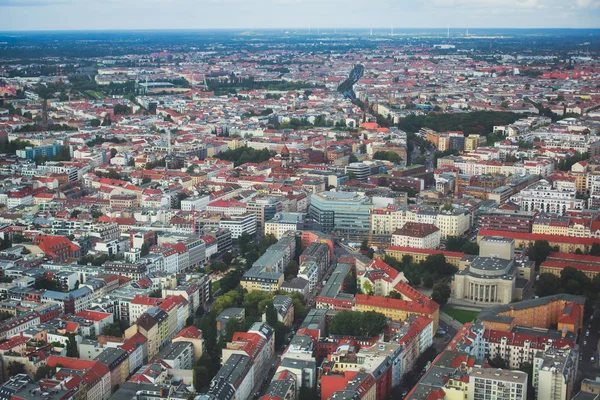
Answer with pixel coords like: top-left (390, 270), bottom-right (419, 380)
top-left (309, 191), bottom-right (372, 233)
top-left (241, 236), bottom-right (296, 293)
top-left (264, 212), bottom-right (306, 239)
top-left (467, 367), bottom-right (528, 400)
top-left (533, 347), bottom-right (578, 400)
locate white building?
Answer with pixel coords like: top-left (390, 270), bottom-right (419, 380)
top-left (264, 212), bottom-right (305, 240)
top-left (468, 368), bottom-right (528, 400)
top-left (391, 222), bottom-right (441, 249)
top-left (297, 260), bottom-right (319, 295)
top-left (181, 195), bottom-right (211, 212)
top-left (510, 179), bottom-right (585, 215)
top-left (219, 212), bottom-right (257, 239)
top-left (533, 347), bottom-right (578, 400)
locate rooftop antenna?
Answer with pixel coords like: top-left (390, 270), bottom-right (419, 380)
top-left (391, 24), bottom-right (394, 35)
top-left (317, 27), bottom-right (320, 35)
top-left (309, 26), bottom-right (311, 34)
top-left (447, 27), bottom-right (450, 38)
top-left (466, 27), bottom-right (469, 37)
top-left (370, 27), bottom-right (373, 36)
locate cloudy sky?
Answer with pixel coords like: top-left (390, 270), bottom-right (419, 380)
top-left (1, 0), bottom-right (599, 31)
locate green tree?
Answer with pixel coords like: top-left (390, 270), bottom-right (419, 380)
top-left (360, 239), bottom-right (369, 252)
top-left (373, 151), bottom-right (401, 163)
top-left (591, 243), bottom-right (600, 256)
top-left (222, 252), bottom-right (234, 266)
top-left (348, 153), bottom-right (359, 163)
top-left (460, 242), bottom-right (479, 255)
top-left (34, 364), bottom-right (56, 381)
top-left (359, 143), bottom-right (367, 154)
top-left (445, 236), bottom-right (466, 252)
top-left (140, 243), bottom-right (149, 257)
top-left (388, 291), bottom-right (402, 299)
top-left (265, 302), bottom-right (278, 327)
top-left (242, 290), bottom-right (272, 318)
top-left (196, 314), bottom-right (218, 359)
top-left (422, 253), bottom-right (456, 276)
top-left (422, 273), bottom-right (435, 289)
top-left (329, 310), bottom-right (387, 337)
top-left (7, 361), bottom-right (25, 376)
top-left (286, 260), bottom-right (299, 281)
top-left (66, 334), bottom-right (79, 357)
top-left (560, 266), bottom-right (590, 296)
top-left (90, 118), bottom-right (101, 127)
top-left (274, 321), bottom-right (290, 350)
top-left (431, 283), bottom-right (451, 306)
top-left (362, 281), bottom-right (374, 295)
top-left (536, 273), bottom-right (561, 297)
top-left (193, 353), bottom-right (219, 392)
top-left (344, 274), bottom-right (358, 295)
top-left (527, 240), bottom-right (554, 267)
top-left (489, 354), bottom-right (508, 369)
top-left (100, 322), bottom-right (123, 337)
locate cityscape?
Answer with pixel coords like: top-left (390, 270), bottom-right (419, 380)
top-left (0, 9), bottom-right (599, 400)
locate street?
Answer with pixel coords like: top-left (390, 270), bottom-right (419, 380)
top-left (576, 313), bottom-right (600, 391)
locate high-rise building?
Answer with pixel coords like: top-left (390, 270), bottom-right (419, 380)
top-left (309, 191), bottom-right (372, 233)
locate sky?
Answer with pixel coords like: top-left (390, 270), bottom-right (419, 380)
top-left (1, 0), bottom-right (599, 31)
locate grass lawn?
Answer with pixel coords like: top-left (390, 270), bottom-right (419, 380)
top-left (443, 307), bottom-right (479, 324)
top-left (85, 90), bottom-right (104, 99)
top-left (212, 280), bottom-right (221, 292)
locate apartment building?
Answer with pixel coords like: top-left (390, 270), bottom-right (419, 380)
top-left (391, 222), bottom-right (440, 249)
top-left (533, 347), bottom-right (578, 400)
top-left (467, 368), bottom-right (528, 400)
top-left (265, 212), bottom-right (306, 240)
top-left (510, 179), bottom-right (585, 215)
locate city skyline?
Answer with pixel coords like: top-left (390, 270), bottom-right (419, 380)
top-left (1, 0), bottom-right (599, 31)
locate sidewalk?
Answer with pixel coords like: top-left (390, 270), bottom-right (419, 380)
top-left (440, 311), bottom-right (464, 331)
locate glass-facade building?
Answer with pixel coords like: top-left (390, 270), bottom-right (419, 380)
top-left (309, 191), bottom-right (372, 233)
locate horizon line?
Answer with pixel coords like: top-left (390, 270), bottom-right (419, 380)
top-left (1, 27), bottom-right (600, 33)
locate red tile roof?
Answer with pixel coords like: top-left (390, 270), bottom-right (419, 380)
top-left (386, 246), bottom-right (465, 259)
top-left (356, 294), bottom-right (439, 314)
top-left (75, 310), bottom-right (112, 322)
top-left (174, 326), bottom-right (203, 340)
top-left (479, 229), bottom-right (600, 245)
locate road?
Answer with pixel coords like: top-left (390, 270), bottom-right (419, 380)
top-left (576, 313), bottom-right (600, 391)
top-left (251, 353), bottom-right (281, 399)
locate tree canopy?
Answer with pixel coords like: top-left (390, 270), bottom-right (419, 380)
top-left (398, 111), bottom-right (522, 136)
top-left (373, 151), bottom-right (401, 163)
top-left (215, 146), bottom-right (275, 167)
top-left (431, 283), bottom-right (451, 306)
top-left (527, 240), bottom-right (557, 267)
top-left (329, 310), bottom-right (387, 337)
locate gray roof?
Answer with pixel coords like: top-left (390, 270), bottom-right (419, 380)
top-left (218, 308), bottom-right (245, 319)
top-left (111, 382), bottom-right (172, 400)
top-left (264, 378), bottom-right (294, 399)
top-left (212, 354), bottom-right (253, 390)
top-left (94, 347), bottom-right (128, 369)
top-left (319, 263), bottom-right (351, 298)
top-left (281, 277), bottom-right (309, 290)
top-left (478, 293), bottom-right (586, 324)
top-left (157, 341), bottom-right (192, 362)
